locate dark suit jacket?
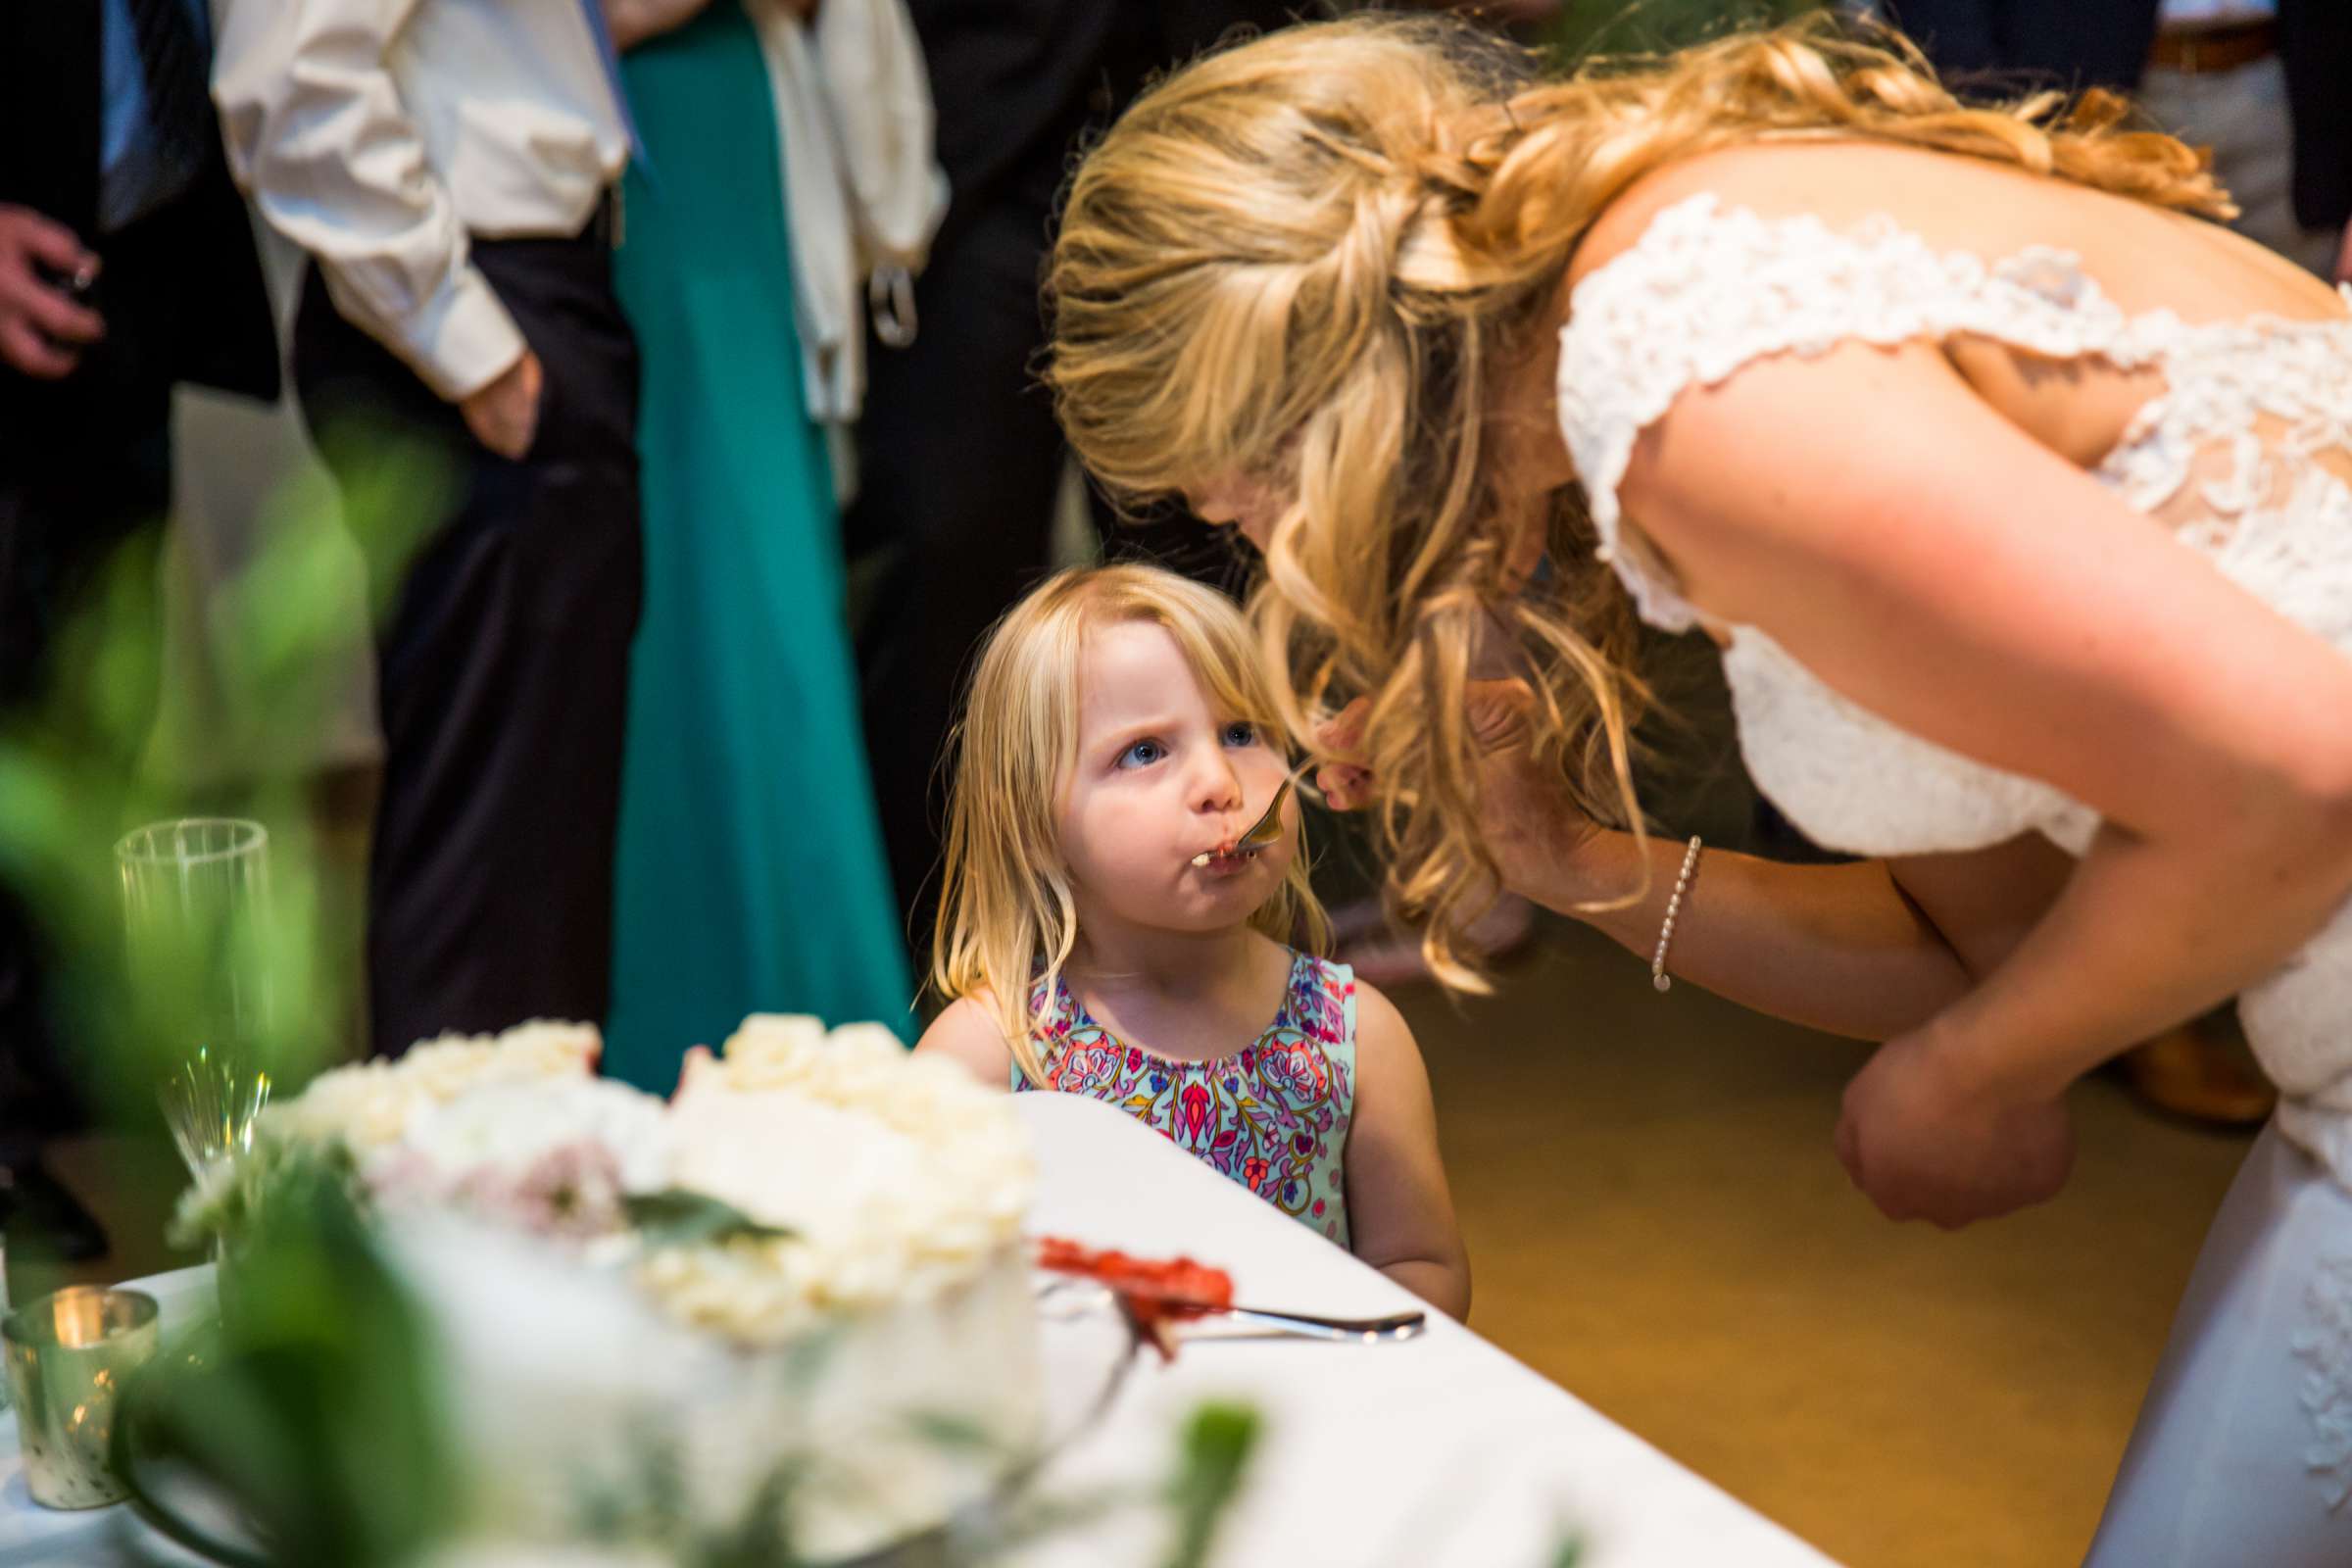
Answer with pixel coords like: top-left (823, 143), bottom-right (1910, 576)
top-left (0, 0), bottom-right (278, 412)
top-left (2277, 3), bottom-right (2352, 231)
top-left (1889, 0), bottom-right (2351, 231)
top-left (906, 0), bottom-right (1299, 244)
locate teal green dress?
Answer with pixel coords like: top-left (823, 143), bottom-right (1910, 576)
top-left (605, 0), bottom-right (912, 1092)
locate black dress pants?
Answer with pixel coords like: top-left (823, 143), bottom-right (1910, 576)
top-left (291, 223), bottom-right (641, 1057)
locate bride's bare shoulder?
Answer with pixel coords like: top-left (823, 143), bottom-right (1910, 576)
top-left (1564, 144), bottom-right (1783, 286)
top-left (1564, 142), bottom-right (2024, 290)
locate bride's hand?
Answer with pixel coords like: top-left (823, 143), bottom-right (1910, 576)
top-left (1312, 680), bottom-right (1601, 903)
top-left (1310, 698), bottom-right (1378, 811)
top-left (1834, 1029), bottom-right (2075, 1228)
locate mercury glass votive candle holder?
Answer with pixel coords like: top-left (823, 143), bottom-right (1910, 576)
top-left (2, 1286), bottom-right (161, 1508)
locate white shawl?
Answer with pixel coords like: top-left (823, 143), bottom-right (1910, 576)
top-left (744, 0), bottom-right (948, 434)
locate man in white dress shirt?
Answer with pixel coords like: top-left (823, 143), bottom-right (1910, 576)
top-left (214, 0), bottom-right (645, 1056)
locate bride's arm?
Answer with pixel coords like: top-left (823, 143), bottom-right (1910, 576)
top-left (1626, 337), bottom-right (2352, 1223)
top-left (1524, 827), bottom-right (2069, 1042)
top-left (1324, 687), bottom-right (2071, 1041)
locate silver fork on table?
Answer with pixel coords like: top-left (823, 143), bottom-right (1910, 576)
top-left (1035, 1276), bottom-right (1426, 1344)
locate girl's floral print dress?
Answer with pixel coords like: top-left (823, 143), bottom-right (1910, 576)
top-left (1017, 951), bottom-right (1357, 1245)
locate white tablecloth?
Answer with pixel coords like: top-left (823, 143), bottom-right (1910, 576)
top-left (1006, 1094), bottom-right (1836, 1567)
top-left (0, 1094), bottom-right (1839, 1567)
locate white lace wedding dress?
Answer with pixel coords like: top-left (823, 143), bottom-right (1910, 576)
top-left (1556, 192), bottom-right (2352, 1565)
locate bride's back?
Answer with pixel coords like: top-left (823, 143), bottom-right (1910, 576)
top-left (1571, 139), bottom-right (2351, 492)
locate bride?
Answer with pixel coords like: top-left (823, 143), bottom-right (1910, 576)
top-left (1042, 14), bottom-right (2352, 1563)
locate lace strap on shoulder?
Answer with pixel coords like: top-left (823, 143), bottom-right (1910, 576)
top-left (1556, 193), bottom-right (2151, 631)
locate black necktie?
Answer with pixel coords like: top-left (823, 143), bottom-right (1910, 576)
top-left (122, 0), bottom-right (207, 179)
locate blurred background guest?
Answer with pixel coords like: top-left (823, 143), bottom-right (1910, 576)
top-left (1889, 0), bottom-right (2350, 281)
top-left (1541, 0), bottom-right (1818, 53)
top-left (0, 0), bottom-right (278, 1259)
top-left (2138, 2), bottom-right (2349, 281)
top-left (599, 0), bottom-right (938, 1086)
top-left (213, 0), bottom-right (644, 1057)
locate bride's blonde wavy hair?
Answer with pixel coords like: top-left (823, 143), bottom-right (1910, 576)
top-left (1046, 10), bottom-right (2228, 989)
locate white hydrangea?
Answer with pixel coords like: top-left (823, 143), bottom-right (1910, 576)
top-left (637, 1016), bottom-right (1033, 1345)
top-left (263, 1020), bottom-right (602, 1156)
top-left (207, 1012), bottom-right (1032, 1349)
top-left (391, 1076), bottom-right (671, 1196)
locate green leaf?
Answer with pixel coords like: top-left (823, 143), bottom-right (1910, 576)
top-left (699, 1455), bottom-right (814, 1568)
top-left (1161, 1401), bottom-right (1261, 1568)
top-left (128, 1159), bottom-right (457, 1568)
top-left (623, 1188), bottom-right (797, 1250)
top-left (903, 1409), bottom-right (999, 1455)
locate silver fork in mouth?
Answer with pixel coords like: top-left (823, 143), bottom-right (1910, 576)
top-left (1191, 765), bottom-right (1307, 867)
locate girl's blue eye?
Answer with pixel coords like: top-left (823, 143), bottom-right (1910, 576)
top-left (1117, 738), bottom-right (1166, 769)
top-left (1223, 721), bottom-right (1259, 748)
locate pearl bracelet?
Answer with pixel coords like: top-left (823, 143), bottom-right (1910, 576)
top-left (1650, 835), bottom-right (1703, 993)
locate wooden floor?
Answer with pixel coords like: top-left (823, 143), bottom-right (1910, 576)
top-left (1397, 918), bottom-right (2247, 1568)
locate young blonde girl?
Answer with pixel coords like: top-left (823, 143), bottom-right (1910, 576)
top-left (915, 564), bottom-right (1469, 1316)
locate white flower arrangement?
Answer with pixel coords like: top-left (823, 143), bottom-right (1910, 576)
top-left (172, 1020), bottom-right (612, 1247)
top-left (372, 1076), bottom-right (674, 1238)
top-left (626, 1014), bottom-right (1036, 1344)
top-left (175, 1013), bottom-right (1034, 1349)
top-left (262, 1020), bottom-right (604, 1157)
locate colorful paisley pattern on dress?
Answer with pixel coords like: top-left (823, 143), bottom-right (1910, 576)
top-left (1017, 951), bottom-right (1357, 1246)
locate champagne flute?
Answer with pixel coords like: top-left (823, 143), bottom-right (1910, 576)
top-left (115, 819), bottom-right (275, 1179)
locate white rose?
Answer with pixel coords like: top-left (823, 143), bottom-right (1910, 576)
top-left (392, 1077), bottom-right (670, 1196)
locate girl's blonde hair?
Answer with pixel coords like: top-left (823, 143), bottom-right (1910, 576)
top-left (932, 564), bottom-right (1333, 1084)
top-left (1047, 11), bottom-right (2228, 989)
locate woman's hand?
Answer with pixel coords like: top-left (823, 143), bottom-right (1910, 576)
top-left (1315, 681), bottom-right (1604, 906)
top-left (604, 0), bottom-right (715, 51)
top-left (1310, 698), bottom-right (1377, 810)
top-left (1834, 1028), bottom-right (2074, 1228)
